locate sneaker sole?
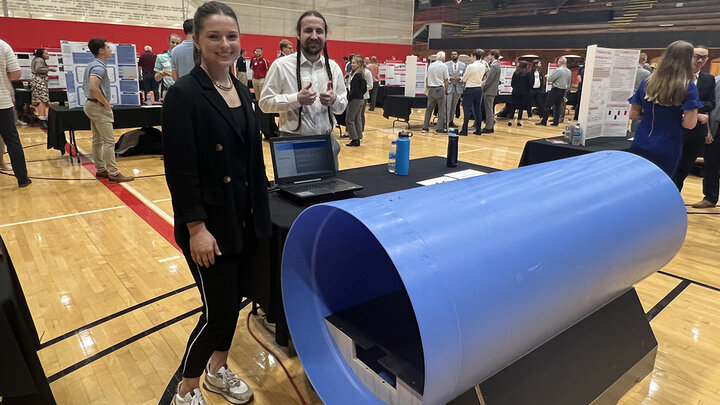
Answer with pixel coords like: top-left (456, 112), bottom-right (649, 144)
top-left (202, 382), bottom-right (254, 405)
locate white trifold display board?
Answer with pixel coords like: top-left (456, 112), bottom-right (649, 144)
top-left (382, 60), bottom-right (406, 86)
top-left (498, 60), bottom-right (517, 95)
top-left (14, 52), bottom-right (65, 89)
top-left (61, 41), bottom-right (140, 109)
top-left (577, 45), bottom-right (639, 145)
top-left (403, 56), bottom-right (427, 97)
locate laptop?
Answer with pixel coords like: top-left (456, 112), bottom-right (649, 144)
top-left (269, 134), bottom-right (363, 203)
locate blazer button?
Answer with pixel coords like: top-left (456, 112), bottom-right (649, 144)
top-left (216, 144), bottom-right (223, 151)
top-left (223, 176), bottom-right (232, 183)
top-left (244, 181), bottom-right (249, 186)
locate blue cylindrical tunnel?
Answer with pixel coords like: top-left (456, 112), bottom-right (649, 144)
top-left (281, 151), bottom-right (687, 405)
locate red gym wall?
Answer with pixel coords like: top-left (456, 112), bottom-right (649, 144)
top-left (0, 17), bottom-right (411, 64)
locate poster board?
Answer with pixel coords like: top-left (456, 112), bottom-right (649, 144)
top-left (383, 60), bottom-right (406, 86)
top-left (577, 45), bottom-right (639, 145)
top-left (14, 51), bottom-right (64, 88)
top-left (498, 60), bottom-right (516, 95)
top-left (545, 63), bottom-right (558, 92)
top-left (61, 40), bottom-right (140, 108)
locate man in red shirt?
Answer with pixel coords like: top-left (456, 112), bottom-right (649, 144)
top-left (250, 46), bottom-right (269, 98)
top-left (138, 45), bottom-right (158, 100)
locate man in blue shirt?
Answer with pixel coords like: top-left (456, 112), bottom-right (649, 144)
top-left (82, 38), bottom-right (133, 182)
top-left (171, 19), bottom-right (195, 81)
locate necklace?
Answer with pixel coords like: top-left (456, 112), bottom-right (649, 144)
top-left (212, 79), bottom-right (233, 91)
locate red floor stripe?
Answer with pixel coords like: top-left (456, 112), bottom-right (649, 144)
top-left (74, 149), bottom-right (180, 252)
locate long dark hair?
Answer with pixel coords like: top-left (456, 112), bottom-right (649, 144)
top-left (33, 48), bottom-right (46, 58)
top-left (295, 10), bottom-right (334, 132)
top-left (192, 1), bottom-right (239, 67)
top-left (645, 40), bottom-right (694, 106)
top-left (531, 59), bottom-right (540, 73)
top-left (515, 60), bottom-right (528, 73)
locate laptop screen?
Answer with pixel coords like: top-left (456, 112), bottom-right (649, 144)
top-left (271, 135), bottom-right (335, 183)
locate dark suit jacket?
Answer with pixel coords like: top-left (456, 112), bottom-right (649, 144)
top-left (510, 71), bottom-right (533, 96)
top-left (687, 71), bottom-right (717, 136)
top-left (162, 66), bottom-right (272, 256)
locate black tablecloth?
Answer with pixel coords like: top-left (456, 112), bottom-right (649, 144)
top-left (376, 86), bottom-right (404, 107)
top-left (518, 136), bottom-right (633, 167)
top-left (0, 237), bottom-right (56, 404)
top-left (47, 105), bottom-right (163, 153)
top-left (252, 100), bottom-right (278, 139)
top-left (382, 95), bottom-right (428, 123)
top-left (254, 157), bottom-right (499, 345)
top-left (14, 88), bottom-right (67, 112)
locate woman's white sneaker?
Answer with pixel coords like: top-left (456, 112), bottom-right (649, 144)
top-left (172, 385), bottom-right (206, 405)
top-left (203, 363), bottom-right (254, 404)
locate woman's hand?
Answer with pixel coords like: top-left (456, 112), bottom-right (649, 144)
top-left (698, 113), bottom-right (709, 124)
top-left (187, 221), bottom-right (222, 267)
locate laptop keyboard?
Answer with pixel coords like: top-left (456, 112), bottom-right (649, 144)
top-left (284, 179), bottom-right (343, 192)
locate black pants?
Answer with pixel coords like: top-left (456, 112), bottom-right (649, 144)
top-left (540, 87), bottom-right (566, 125)
top-left (0, 107), bottom-right (29, 185)
top-left (141, 72), bottom-right (159, 98)
top-left (509, 94), bottom-right (529, 120)
top-left (529, 88), bottom-right (542, 117)
top-left (460, 87), bottom-right (482, 134)
top-left (369, 82), bottom-right (379, 110)
top-left (702, 124), bottom-right (720, 204)
top-left (673, 126), bottom-right (707, 191)
top-left (180, 236), bottom-right (255, 378)
top-left (573, 86), bottom-right (583, 120)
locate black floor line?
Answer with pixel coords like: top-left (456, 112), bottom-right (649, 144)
top-left (47, 299), bottom-right (250, 385)
top-left (40, 283), bottom-right (196, 349)
top-left (46, 306), bottom-right (203, 383)
top-left (645, 280), bottom-right (691, 322)
top-left (658, 270), bottom-right (720, 293)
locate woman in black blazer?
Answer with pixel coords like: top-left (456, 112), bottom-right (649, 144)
top-left (161, 2), bottom-right (270, 404)
top-left (508, 60), bottom-right (533, 127)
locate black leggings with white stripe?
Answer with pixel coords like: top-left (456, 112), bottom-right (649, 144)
top-left (180, 240), bottom-right (255, 378)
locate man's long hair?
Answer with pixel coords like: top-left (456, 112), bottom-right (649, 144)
top-left (295, 10), bottom-right (334, 132)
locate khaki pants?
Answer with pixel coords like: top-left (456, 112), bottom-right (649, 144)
top-left (252, 78), bottom-right (265, 98)
top-left (236, 72), bottom-right (248, 87)
top-left (83, 101), bottom-right (118, 175)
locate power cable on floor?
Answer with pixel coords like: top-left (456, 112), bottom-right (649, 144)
top-left (246, 311), bottom-right (308, 405)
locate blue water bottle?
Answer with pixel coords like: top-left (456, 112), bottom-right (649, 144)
top-left (394, 131), bottom-right (412, 175)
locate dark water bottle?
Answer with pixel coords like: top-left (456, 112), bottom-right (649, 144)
top-left (447, 128), bottom-right (459, 167)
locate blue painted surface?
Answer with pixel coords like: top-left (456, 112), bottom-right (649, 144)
top-left (282, 151), bottom-right (687, 405)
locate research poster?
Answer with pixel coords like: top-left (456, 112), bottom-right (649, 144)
top-left (545, 63), bottom-right (558, 93)
top-left (383, 60), bottom-right (406, 86)
top-left (15, 51), bottom-right (65, 89)
top-left (61, 40), bottom-right (140, 108)
top-left (498, 60), bottom-right (516, 95)
top-left (578, 45), bottom-right (639, 144)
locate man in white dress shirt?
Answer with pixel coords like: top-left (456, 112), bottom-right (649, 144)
top-left (423, 51), bottom-right (449, 134)
top-left (259, 10), bottom-right (348, 167)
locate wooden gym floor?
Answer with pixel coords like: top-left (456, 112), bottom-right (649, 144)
top-left (1, 104), bottom-right (719, 404)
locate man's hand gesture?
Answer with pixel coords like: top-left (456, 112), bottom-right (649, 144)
top-left (298, 83), bottom-right (317, 105)
top-left (319, 82), bottom-right (337, 106)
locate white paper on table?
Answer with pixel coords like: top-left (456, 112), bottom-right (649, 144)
top-left (417, 176), bottom-right (457, 186)
top-left (445, 169), bottom-right (487, 180)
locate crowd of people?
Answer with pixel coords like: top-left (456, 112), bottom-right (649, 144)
top-left (0, 4), bottom-right (718, 402)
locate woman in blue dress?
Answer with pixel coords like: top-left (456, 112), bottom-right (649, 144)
top-left (629, 40), bottom-right (702, 177)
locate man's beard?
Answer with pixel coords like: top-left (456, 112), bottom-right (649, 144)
top-left (302, 39), bottom-right (323, 56)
